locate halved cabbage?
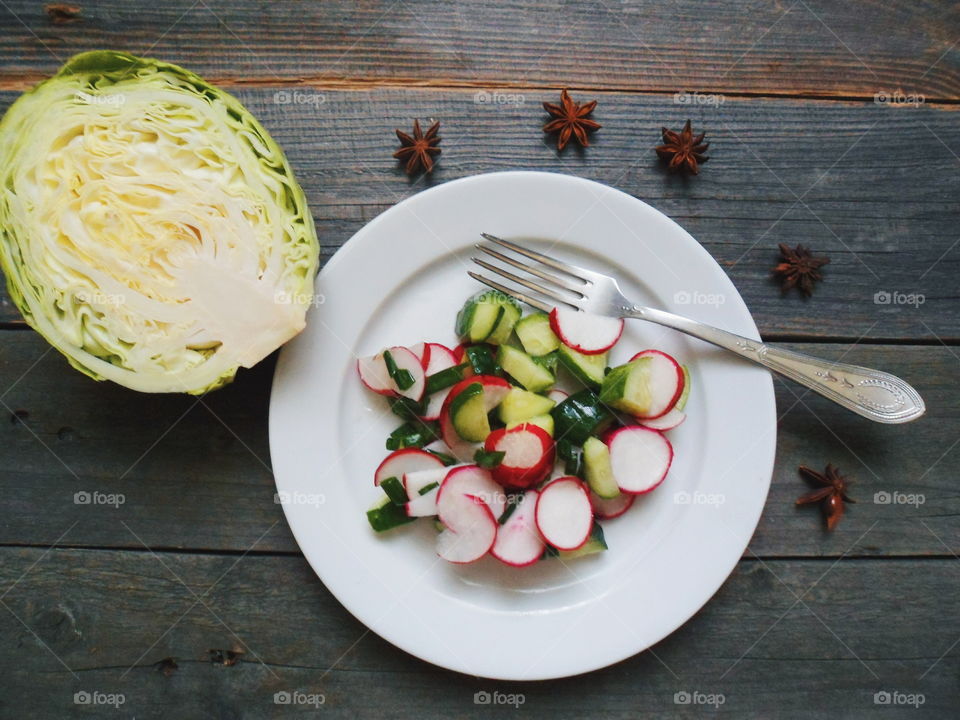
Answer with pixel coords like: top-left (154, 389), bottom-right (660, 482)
top-left (0, 51), bottom-right (319, 393)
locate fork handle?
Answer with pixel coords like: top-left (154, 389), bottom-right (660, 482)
top-left (629, 307), bottom-right (925, 424)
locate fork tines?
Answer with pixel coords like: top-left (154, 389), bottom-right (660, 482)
top-left (471, 234), bottom-right (586, 313)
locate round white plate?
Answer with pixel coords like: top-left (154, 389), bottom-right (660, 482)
top-left (269, 171), bottom-right (776, 680)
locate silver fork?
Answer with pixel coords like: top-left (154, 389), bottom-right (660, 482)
top-left (470, 233), bottom-right (924, 424)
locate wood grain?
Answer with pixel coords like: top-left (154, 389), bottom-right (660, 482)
top-left (0, 0), bottom-right (958, 99)
top-left (0, 547), bottom-right (955, 717)
top-left (1, 331), bottom-right (955, 556)
top-left (0, 87), bottom-right (958, 340)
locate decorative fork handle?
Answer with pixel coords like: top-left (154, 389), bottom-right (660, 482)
top-left (630, 306), bottom-right (925, 424)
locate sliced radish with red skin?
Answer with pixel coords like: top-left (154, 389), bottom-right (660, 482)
top-left (639, 407), bottom-right (686, 431)
top-left (424, 343), bottom-right (458, 375)
top-left (409, 342), bottom-right (431, 370)
top-left (437, 465), bottom-right (507, 521)
top-left (628, 349), bottom-right (685, 419)
top-left (484, 424), bottom-right (554, 490)
top-left (491, 490), bottom-right (545, 567)
top-left (403, 466), bottom-right (450, 496)
top-left (384, 346), bottom-right (426, 401)
top-left (357, 354), bottom-right (395, 396)
top-left (438, 375), bottom-right (512, 452)
top-left (550, 308), bottom-right (624, 355)
top-left (435, 495), bottom-right (497, 563)
top-left (547, 389), bottom-right (569, 405)
top-left (439, 409), bottom-right (481, 462)
top-left (374, 448), bottom-right (445, 486)
top-left (589, 488), bottom-right (635, 519)
top-left (421, 387), bottom-right (452, 422)
top-left (607, 426), bottom-right (673, 494)
top-left (405, 484), bottom-right (440, 517)
top-left (535, 477), bottom-right (593, 551)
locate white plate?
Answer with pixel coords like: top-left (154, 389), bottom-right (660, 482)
top-left (269, 171), bottom-right (776, 680)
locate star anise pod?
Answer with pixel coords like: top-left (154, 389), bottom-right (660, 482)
top-left (656, 119), bottom-right (709, 174)
top-left (772, 243), bottom-right (830, 297)
top-left (393, 120), bottom-right (441, 174)
top-left (796, 464), bottom-right (854, 530)
top-left (543, 89), bottom-right (601, 151)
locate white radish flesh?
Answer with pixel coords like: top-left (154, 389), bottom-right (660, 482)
top-left (357, 354), bottom-right (395, 395)
top-left (491, 491), bottom-right (545, 567)
top-left (550, 307), bottom-right (624, 355)
top-left (535, 478), bottom-right (593, 551)
top-left (385, 346), bottom-right (426, 401)
top-left (435, 495), bottom-right (497, 563)
top-left (374, 448), bottom-right (444, 486)
top-left (607, 426), bottom-right (673, 494)
top-left (630, 350), bottom-right (684, 419)
top-left (589, 488), bottom-right (635, 519)
top-left (438, 465), bottom-right (507, 520)
top-left (639, 407), bottom-right (686, 431)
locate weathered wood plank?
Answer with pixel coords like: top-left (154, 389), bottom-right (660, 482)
top-left (0, 548), bottom-right (955, 717)
top-left (0, 87), bottom-right (957, 339)
top-left (0, 0), bottom-right (958, 99)
top-left (1, 331), bottom-right (956, 556)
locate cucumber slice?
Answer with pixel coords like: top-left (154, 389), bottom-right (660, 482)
top-left (675, 365), bottom-right (691, 411)
top-left (498, 345), bottom-right (555, 392)
top-left (367, 496), bottom-right (416, 532)
top-left (557, 344), bottom-right (608, 388)
top-left (498, 388), bottom-right (556, 425)
top-left (456, 291), bottom-right (520, 343)
top-left (507, 413), bottom-right (554, 436)
top-left (379, 476), bottom-right (408, 505)
top-left (599, 357), bottom-right (653, 415)
top-left (543, 522), bottom-right (607, 559)
top-left (551, 389), bottom-right (615, 445)
top-left (450, 383), bottom-right (490, 441)
top-left (583, 437), bottom-right (619, 499)
top-left (532, 351), bottom-right (558, 373)
top-left (486, 301), bottom-right (522, 345)
top-left (515, 312), bottom-right (561, 356)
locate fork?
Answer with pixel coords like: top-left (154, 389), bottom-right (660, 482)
top-left (469, 233), bottom-right (925, 424)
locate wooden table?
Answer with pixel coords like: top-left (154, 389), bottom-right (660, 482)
top-left (1, 1), bottom-right (957, 717)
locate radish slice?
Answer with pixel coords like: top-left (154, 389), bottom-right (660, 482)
top-left (535, 477), bottom-right (593, 551)
top-left (435, 494), bottom-right (497, 563)
top-left (438, 375), bottom-right (512, 455)
top-left (374, 448), bottom-right (444, 486)
top-left (385, 346), bottom-right (426, 401)
top-left (484, 424), bottom-right (554, 490)
top-left (639, 407), bottom-right (686, 431)
top-left (403, 466), bottom-right (450, 496)
top-left (357, 354), bottom-right (395, 396)
top-left (438, 465), bottom-right (507, 520)
top-left (589, 488), bottom-right (635, 519)
top-left (607, 426), bottom-right (673, 494)
top-left (628, 349), bottom-right (685, 419)
top-left (550, 308), bottom-right (624, 355)
top-left (406, 485), bottom-right (440, 517)
top-left (547, 389), bottom-right (569, 405)
top-left (424, 343), bottom-right (458, 375)
top-left (421, 344), bottom-right (461, 421)
top-left (409, 342), bottom-right (431, 370)
top-left (439, 410), bottom-right (481, 462)
top-left (491, 490), bottom-right (545, 567)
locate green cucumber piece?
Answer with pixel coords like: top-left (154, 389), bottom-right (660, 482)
top-left (515, 312), bottom-right (561, 356)
top-left (498, 387), bottom-right (556, 424)
top-left (599, 357), bottom-right (653, 415)
top-left (367, 496), bottom-right (416, 532)
top-left (379, 476), bottom-right (408, 505)
top-left (473, 448), bottom-right (505, 469)
top-left (531, 351), bottom-right (559, 373)
top-left (464, 345), bottom-right (500, 375)
top-left (486, 301), bottom-right (522, 345)
top-left (389, 396), bottom-right (426, 421)
top-left (557, 344), bottom-right (608, 388)
top-left (551, 389), bottom-right (615, 445)
top-left (425, 363), bottom-right (468, 394)
top-left (675, 365), bottom-right (691, 411)
top-left (450, 382), bottom-right (490, 441)
top-left (507, 413), bottom-right (554, 436)
top-left (583, 437), bottom-right (619, 499)
top-left (386, 420), bottom-right (440, 450)
top-left (556, 438), bottom-right (584, 476)
top-left (455, 291), bottom-right (520, 343)
top-left (426, 449), bottom-right (458, 466)
top-left (498, 345), bottom-right (555, 392)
